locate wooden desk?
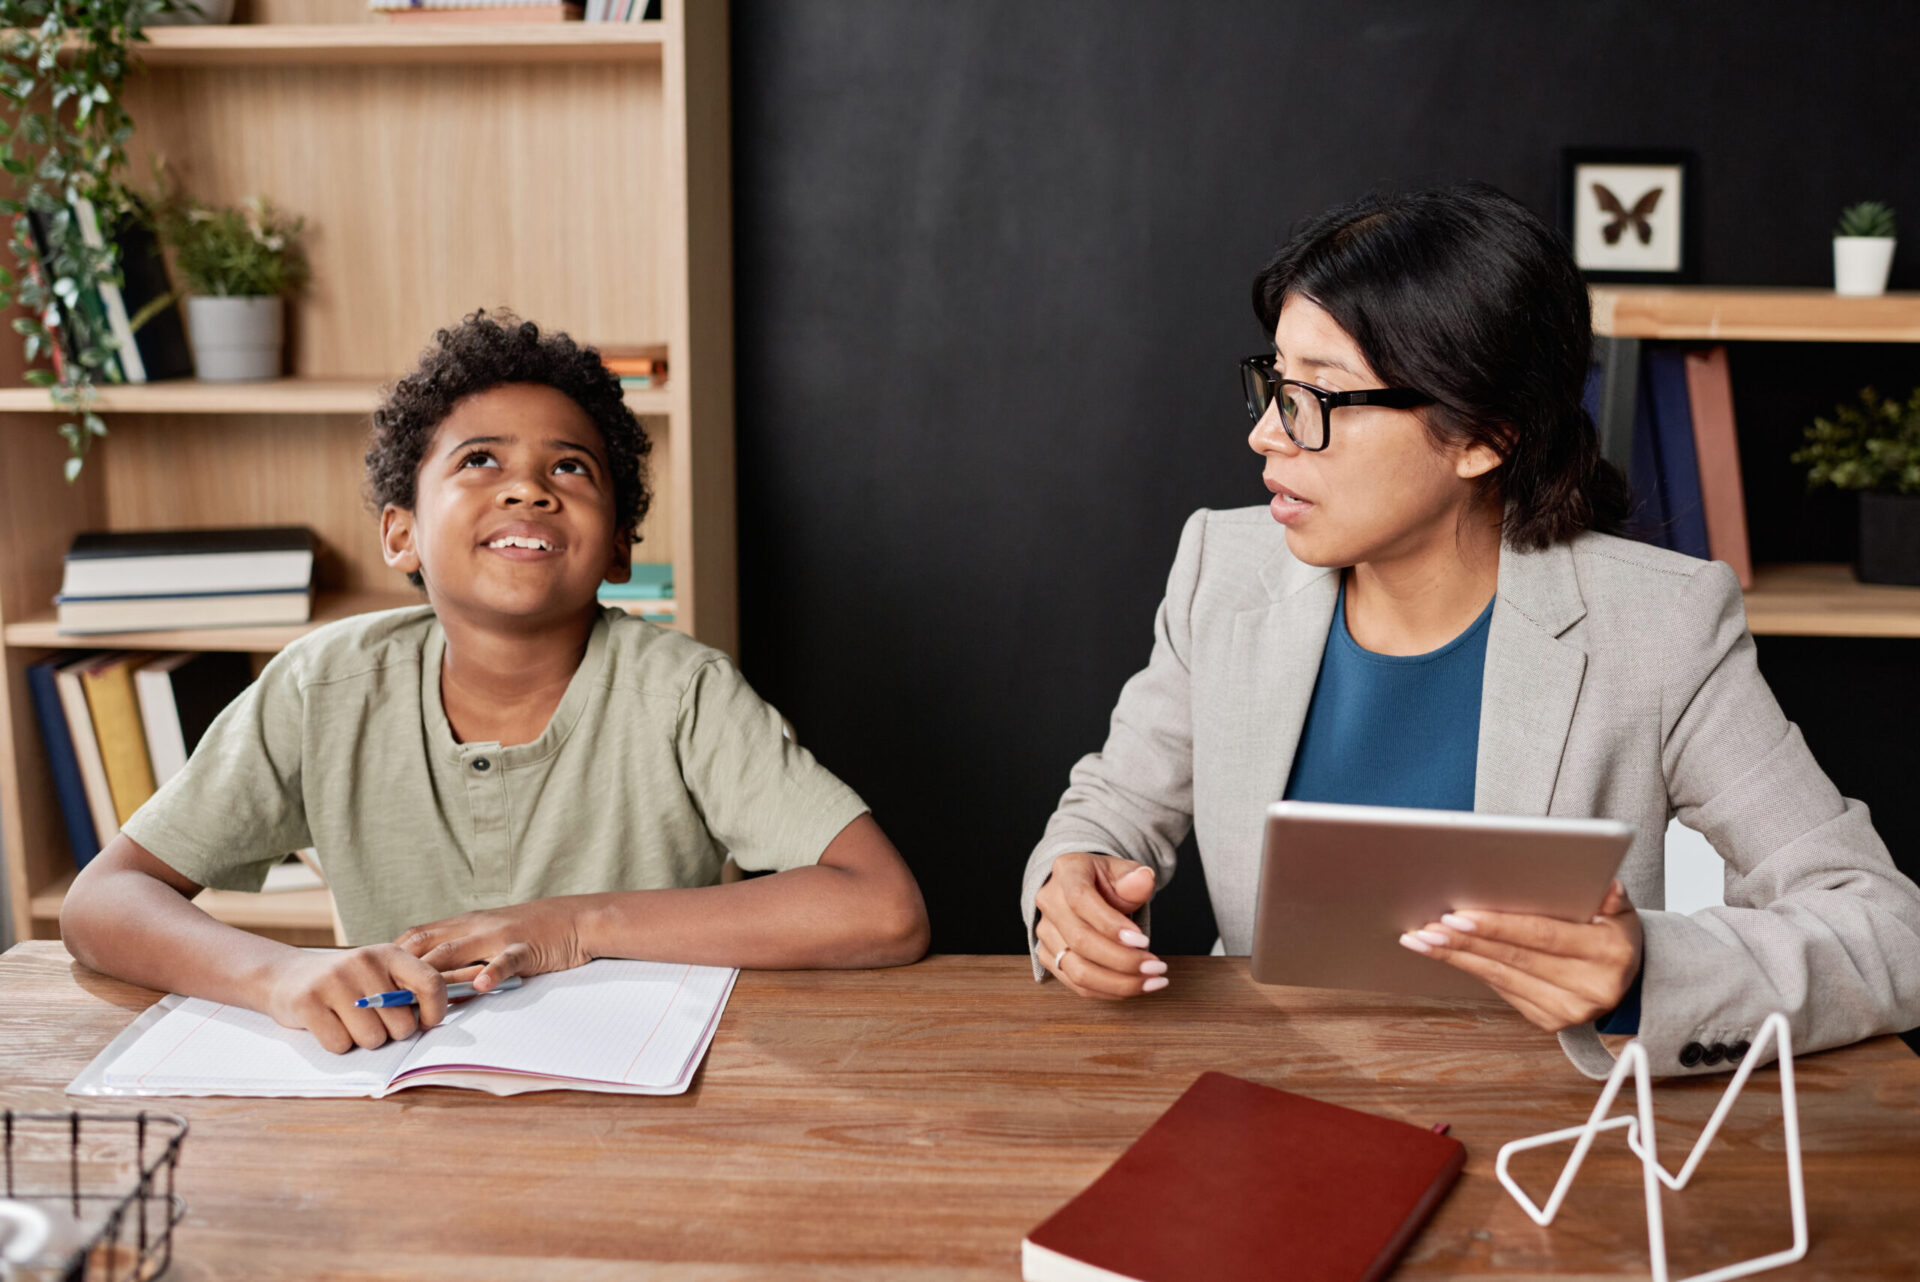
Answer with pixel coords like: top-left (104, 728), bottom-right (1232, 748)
top-left (3, 944), bottom-right (1917, 1280)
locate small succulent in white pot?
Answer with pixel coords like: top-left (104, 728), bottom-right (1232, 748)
top-left (159, 195), bottom-right (309, 381)
top-left (1834, 201), bottom-right (1896, 297)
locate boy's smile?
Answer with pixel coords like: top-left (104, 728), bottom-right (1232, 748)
top-left (381, 382), bottom-right (632, 627)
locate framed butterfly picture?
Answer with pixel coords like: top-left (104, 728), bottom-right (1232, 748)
top-left (1560, 148), bottom-right (1698, 282)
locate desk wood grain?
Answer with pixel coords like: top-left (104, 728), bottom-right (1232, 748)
top-left (2, 944), bottom-right (1916, 1280)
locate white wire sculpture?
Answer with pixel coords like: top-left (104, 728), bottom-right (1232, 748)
top-left (1495, 1012), bottom-right (1806, 1282)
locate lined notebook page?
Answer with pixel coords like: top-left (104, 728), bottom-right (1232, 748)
top-left (392, 960), bottom-right (736, 1089)
top-left (96, 997), bottom-right (420, 1096)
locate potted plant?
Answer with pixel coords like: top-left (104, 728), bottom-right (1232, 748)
top-left (1833, 201), bottom-right (1896, 297)
top-left (159, 194), bottom-right (307, 381)
top-left (0, 0), bottom-right (176, 480)
top-left (1793, 386), bottom-right (1920, 585)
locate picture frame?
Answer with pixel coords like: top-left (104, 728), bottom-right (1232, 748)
top-left (1560, 148), bottom-right (1698, 283)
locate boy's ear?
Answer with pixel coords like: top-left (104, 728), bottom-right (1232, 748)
top-left (380, 504), bottom-right (423, 578)
top-left (602, 527), bottom-right (634, 584)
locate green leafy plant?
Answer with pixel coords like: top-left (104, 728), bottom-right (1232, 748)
top-left (1835, 201), bottom-right (1896, 239)
top-left (1794, 386), bottom-right (1920, 495)
top-left (157, 193), bottom-right (308, 297)
top-left (0, 0), bottom-right (174, 481)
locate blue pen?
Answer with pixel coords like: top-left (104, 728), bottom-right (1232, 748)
top-left (354, 975), bottom-right (523, 1008)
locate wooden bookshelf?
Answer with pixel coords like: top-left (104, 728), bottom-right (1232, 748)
top-left (131, 23), bottom-right (668, 68)
top-left (29, 872), bottom-right (341, 946)
top-left (1591, 286), bottom-right (1920, 342)
top-left (2, 589), bottom-right (424, 651)
top-left (0, 378), bottom-right (672, 417)
top-left (0, 4), bottom-right (734, 945)
top-left (1743, 564), bottom-right (1920, 638)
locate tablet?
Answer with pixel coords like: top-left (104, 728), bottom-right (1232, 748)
top-left (1249, 800), bottom-right (1634, 1001)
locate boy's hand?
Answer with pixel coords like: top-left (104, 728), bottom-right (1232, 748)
top-left (396, 897), bottom-right (592, 993)
top-left (1032, 852), bottom-right (1165, 999)
top-left (262, 944), bottom-right (452, 1054)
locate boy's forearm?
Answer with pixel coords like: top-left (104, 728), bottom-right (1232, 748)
top-left (62, 836), bottom-right (298, 1011)
top-left (577, 816), bottom-right (929, 969)
top-left (575, 872), bottom-right (918, 970)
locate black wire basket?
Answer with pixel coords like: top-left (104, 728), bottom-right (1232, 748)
top-left (0, 1111), bottom-right (187, 1281)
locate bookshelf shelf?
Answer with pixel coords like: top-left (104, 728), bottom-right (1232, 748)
top-left (1591, 286), bottom-right (1920, 342)
top-left (0, 2), bottom-right (733, 944)
top-left (28, 871), bottom-right (341, 943)
top-left (599, 596), bottom-right (677, 618)
top-left (2, 590), bottom-right (425, 652)
top-left (122, 24), bottom-right (666, 68)
top-left (0, 378), bottom-right (672, 417)
top-left (1743, 563), bottom-right (1920, 638)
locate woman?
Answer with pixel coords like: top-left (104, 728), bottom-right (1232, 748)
top-left (1022, 185), bottom-right (1920, 1078)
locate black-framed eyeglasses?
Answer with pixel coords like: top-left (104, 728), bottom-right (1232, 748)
top-left (1239, 355), bottom-right (1433, 452)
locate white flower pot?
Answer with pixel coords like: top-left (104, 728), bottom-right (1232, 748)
top-left (1833, 236), bottom-right (1896, 296)
top-left (186, 295), bottom-right (283, 382)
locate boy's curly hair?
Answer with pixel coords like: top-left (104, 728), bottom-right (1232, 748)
top-left (366, 311), bottom-right (651, 585)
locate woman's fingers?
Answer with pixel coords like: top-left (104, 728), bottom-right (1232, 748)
top-left (1052, 901), bottom-right (1160, 974)
top-left (1091, 859), bottom-right (1157, 915)
top-left (1057, 947), bottom-right (1162, 999)
top-left (1418, 941), bottom-right (1599, 1028)
top-left (1036, 908), bottom-right (1163, 999)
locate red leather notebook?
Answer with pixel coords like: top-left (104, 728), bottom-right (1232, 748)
top-left (1023, 1072), bottom-right (1465, 1282)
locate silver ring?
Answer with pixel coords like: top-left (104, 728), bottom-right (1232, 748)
top-left (1053, 947), bottom-right (1070, 971)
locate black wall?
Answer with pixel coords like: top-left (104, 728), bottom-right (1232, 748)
top-left (731, 2), bottom-right (1920, 955)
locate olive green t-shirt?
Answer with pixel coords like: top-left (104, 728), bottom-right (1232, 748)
top-left (122, 605), bottom-right (869, 945)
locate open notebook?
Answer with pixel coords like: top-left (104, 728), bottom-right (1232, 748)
top-left (68, 959), bottom-right (737, 1099)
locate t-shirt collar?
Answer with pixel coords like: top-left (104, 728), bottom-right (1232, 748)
top-left (421, 608), bottom-right (613, 767)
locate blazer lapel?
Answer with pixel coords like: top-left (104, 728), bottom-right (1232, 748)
top-left (1475, 539), bottom-right (1589, 817)
top-left (1234, 544), bottom-right (1340, 802)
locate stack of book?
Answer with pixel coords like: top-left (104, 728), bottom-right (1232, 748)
top-left (26, 650), bottom-right (255, 869)
top-left (370, 0), bottom-right (586, 21)
top-left (599, 562), bottom-right (674, 623)
top-left (56, 528), bottom-right (318, 635)
top-left (1585, 344), bottom-right (1752, 586)
top-left (600, 343), bottom-right (668, 391)
top-left (20, 203), bottom-right (193, 386)
top-left (582, 0), bottom-right (660, 22)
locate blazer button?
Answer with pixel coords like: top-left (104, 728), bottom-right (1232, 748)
top-left (1701, 1043), bottom-right (1727, 1067)
top-left (1679, 1042), bottom-right (1706, 1067)
top-left (1728, 1040), bottom-right (1751, 1062)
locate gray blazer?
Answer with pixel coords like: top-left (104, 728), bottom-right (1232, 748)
top-left (1022, 506), bottom-right (1920, 1078)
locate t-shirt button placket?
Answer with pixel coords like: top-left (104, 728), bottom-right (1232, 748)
top-left (463, 750), bottom-right (510, 899)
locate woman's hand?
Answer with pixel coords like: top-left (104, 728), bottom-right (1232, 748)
top-left (1033, 852), bottom-right (1166, 999)
top-left (1399, 880), bottom-right (1643, 1031)
top-left (396, 897), bottom-right (593, 994)
top-left (261, 944), bottom-right (453, 1054)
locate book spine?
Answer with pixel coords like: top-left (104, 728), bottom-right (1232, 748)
top-left (1627, 358), bottom-right (1674, 551)
top-left (56, 661), bottom-right (120, 845)
top-left (27, 662), bottom-right (103, 868)
top-left (81, 658), bottom-right (158, 825)
top-left (73, 197), bottom-right (146, 384)
top-left (1684, 345), bottom-right (1752, 588)
top-left (135, 663), bottom-right (191, 787)
top-left (1646, 345), bottom-right (1710, 560)
top-left (17, 213), bottom-right (72, 384)
top-left (1358, 1145), bottom-right (1466, 1282)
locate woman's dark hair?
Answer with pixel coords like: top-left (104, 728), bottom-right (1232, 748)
top-left (1251, 184), bottom-right (1628, 550)
top-left (367, 310), bottom-right (651, 586)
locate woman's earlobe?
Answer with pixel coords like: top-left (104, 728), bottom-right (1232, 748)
top-left (1457, 437), bottom-right (1508, 481)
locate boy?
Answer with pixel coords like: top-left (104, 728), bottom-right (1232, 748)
top-left (62, 312), bottom-right (929, 1054)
